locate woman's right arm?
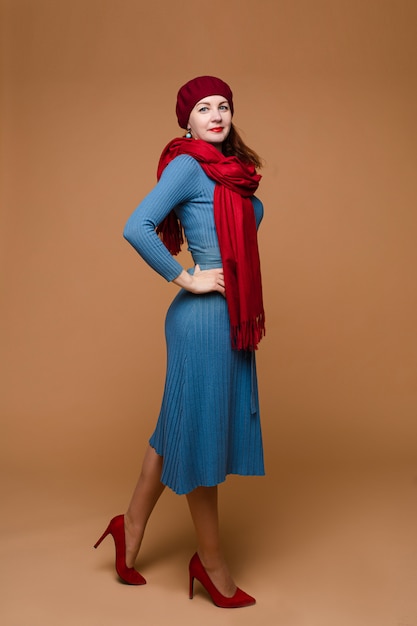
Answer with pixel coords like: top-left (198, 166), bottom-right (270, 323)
top-left (123, 156), bottom-right (200, 282)
top-left (124, 155), bottom-right (225, 295)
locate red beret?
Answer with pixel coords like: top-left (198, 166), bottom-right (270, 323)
top-left (176, 76), bottom-right (234, 129)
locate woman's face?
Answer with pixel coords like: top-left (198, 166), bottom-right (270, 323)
top-left (187, 95), bottom-right (232, 149)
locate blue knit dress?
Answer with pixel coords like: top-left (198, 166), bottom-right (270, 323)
top-left (124, 154), bottom-right (265, 494)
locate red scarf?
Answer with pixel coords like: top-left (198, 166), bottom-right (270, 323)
top-left (156, 138), bottom-right (265, 351)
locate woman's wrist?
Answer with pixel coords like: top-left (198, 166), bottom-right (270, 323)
top-left (172, 269), bottom-right (193, 291)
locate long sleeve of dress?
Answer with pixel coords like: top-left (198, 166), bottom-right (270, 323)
top-left (123, 155), bottom-right (203, 282)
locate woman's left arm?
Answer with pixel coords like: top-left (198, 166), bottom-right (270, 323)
top-left (252, 196), bottom-right (264, 229)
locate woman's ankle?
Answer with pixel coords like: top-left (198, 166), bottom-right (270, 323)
top-left (123, 514), bottom-right (144, 567)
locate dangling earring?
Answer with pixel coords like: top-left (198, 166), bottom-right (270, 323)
top-left (185, 129), bottom-right (192, 138)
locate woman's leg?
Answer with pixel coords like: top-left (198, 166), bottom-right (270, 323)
top-left (186, 485), bottom-right (237, 597)
top-left (124, 444), bottom-right (165, 567)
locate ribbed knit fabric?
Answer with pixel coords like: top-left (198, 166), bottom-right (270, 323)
top-left (123, 155), bottom-right (265, 495)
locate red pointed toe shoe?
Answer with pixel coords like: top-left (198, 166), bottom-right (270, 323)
top-left (188, 552), bottom-right (256, 608)
top-left (94, 514), bottom-right (146, 585)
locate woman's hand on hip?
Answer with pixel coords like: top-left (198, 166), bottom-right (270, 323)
top-left (173, 265), bottom-right (225, 295)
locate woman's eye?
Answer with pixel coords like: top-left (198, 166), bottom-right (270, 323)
top-left (198, 106), bottom-right (209, 112)
top-left (219, 105), bottom-right (229, 111)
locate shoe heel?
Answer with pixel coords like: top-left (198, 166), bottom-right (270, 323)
top-left (93, 525), bottom-right (110, 549)
top-left (189, 573), bottom-right (194, 599)
top-left (93, 515), bottom-right (146, 585)
top-left (188, 552), bottom-right (255, 608)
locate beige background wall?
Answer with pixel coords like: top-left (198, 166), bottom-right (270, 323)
top-left (1, 1), bottom-right (417, 625)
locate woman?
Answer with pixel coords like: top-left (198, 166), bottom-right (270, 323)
top-left (94, 76), bottom-right (266, 609)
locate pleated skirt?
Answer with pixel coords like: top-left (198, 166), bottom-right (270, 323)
top-left (149, 288), bottom-right (265, 495)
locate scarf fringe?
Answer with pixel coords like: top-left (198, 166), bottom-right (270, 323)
top-left (156, 213), bottom-right (184, 255)
top-left (231, 314), bottom-right (266, 351)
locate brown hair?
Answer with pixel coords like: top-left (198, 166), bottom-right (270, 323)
top-left (222, 124), bottom-right (263, 169)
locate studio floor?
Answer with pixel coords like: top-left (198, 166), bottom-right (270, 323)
top-left (1, 463), bottom-right (416, 626)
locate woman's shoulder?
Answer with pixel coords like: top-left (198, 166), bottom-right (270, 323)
top-left (159, 154), bottom-right (210, 197)
top-left (157, 154), bottom-right (206, 201)
top-left (162, 154), bottom-right (204, 177)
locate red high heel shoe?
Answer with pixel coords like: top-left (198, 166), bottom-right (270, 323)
top-left (189, 552), bottom-right (256, 608)
top-left (94, 514), bottom-right (146, 585)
